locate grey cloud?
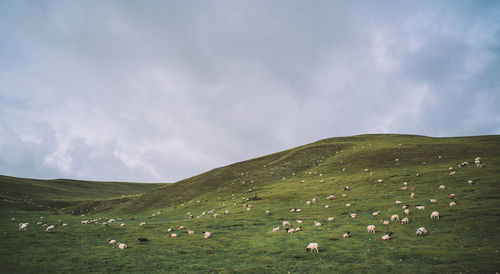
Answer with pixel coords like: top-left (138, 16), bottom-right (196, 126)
top-left (0, 1), bottom-right (499, 182)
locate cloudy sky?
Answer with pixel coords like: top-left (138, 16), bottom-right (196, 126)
top-left (0, 1), bottom-right (499, 182)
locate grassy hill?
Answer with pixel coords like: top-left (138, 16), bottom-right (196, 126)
top-left (0, 175), bottom-right (163, 211)
top-left (1, 134), bottom-right (499, 272)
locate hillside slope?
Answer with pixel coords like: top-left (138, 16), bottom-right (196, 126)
top-left (0, 175), bottom-right (163, 211)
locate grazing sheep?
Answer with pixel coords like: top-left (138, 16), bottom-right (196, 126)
top-left (225, 210), bottom-right (230, 215)
top-left (430, 199), bottom-right (437, 203)
top-left (108, 239), bottom-right (117, 244)
top-left (377, 179), bottom-right (383, 183)
top-left (404, 209), bottom-right (410, 215)
top-left (344, 186), bottom-right (350, 191)
top-left (395, 158), bottom-right (400, 162)
top-left (213, 214), bottom-right (219, 218)
top-left (283, 221), bottom-right (291, 228)
top-left (326, 195), bottom-right (335, 200)
top-left (343, 232), bottom-right (351, 238)
top-left (177, 225), bottom-right (185, 230)
top-left (120, 223), bottom-right (125, 227)
top-left (117, 242), bottom-right (128, 249)
top-left (327, 217), bottom-right (335, 221)
top-left (401, 217), bottom-right (409, 224)
top-left (367, 225), bottom-right (376, 233)
top-left (11, 218), bottom-right (15, 222)
top-left (296, 220), bottom-right (303, 224)
top-left (296, 208), bottom-right (302, 212)
top-left (265, 210), bottom-right (270, 215)
top-left (381, 220), bottom-right (390, 225)
top-left (372, 211), bottom-right (380, 216)
top-left (391, 214), bottom-right (399, 222)
top-left (81, 220), bottom-right (89, 225)
top-left (102, 222), bottom-right (108, 228)
top-left (188, 230), bottom-right (195, 235)
top-left (36, 221), bottom-right (43, 226)
top-left (396, 200), bottom-right (402, 204)
top-left (295, 226), bottom-right (302, 232)
top-left (450, 171), bottom-right (456, 175)
top-left (349, 213), bottom-right (357, 219)
top-left (467, 180), bottom-right (473, 185)
top-left (286, 228), bottom-right (295, 234)
top-left (306, 243), bottom-right (319, 253)
top-left (382, 232), bottom-right (393, 240)
top-left (168, 233), bottom-right (178, 238)
top-left (312, 198), bottom-right (317, 203)
top-left (342, 194), bottom-right (347, 197)
top-left (416, 206), bottom-right (425, 210)
top-left (449, 201), bottom-right (457, 207)
top-left (431, 211), bottom-right (440, 219)
top-left (345, 203), bottom-right (351, 207)
top-left (167, 228), bottom-right (173, 232)
top-left (416, 227), bottom-right (428, 236)
top-left (203, 232), bottom-right (212, 239)
top-left (46, 225), bottom-right (56, 233)
top-left (448, 193), bottom-right (456, 199)
top-left (314, 221), bottom-right (322, 227)
top-left (18, 223), bottom-right (29, 231)
top-left (139, 222), bottom-right (146, 227)
top-left (448, 167), bottom-right (455, 172)
top-left (306, 201), bottom-right (311, 206)
top-left (272, 226), bottom-right (280, 232)
top-left (109, 219), bottom-right (116, 223)
top-left (439, 185), bottom-right (446, 190)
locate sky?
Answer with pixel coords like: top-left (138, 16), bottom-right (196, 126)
top-left (0, 1), bottom-right (499, 182)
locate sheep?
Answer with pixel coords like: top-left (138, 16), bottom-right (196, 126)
top-left (189, 214), bottom-right (194, 219)
top-left (272, 226), bottom-right (280, 232)
top-left (167, 228), bottom-right (173, 232)
top-left (282, 221), bottom-right (291, 228)
top-left (404, 209), bottom-right (410, 215)
top-left (81, 220), bottom-right (89, 225)
top-left (313, 221), bottom-right (322, 227)
top-left (225, 210), bottom-right (230, 215)
top-left (306, 243), bottom-right (319, 253)
top-left (46, 225), bottom-right (56, 233)
top-left (401, 217), bottom-right (409, 224)
top-left (296, 208), bottom-right (302, 212)
top-left (213, 214), bottom-right (219, 218)
top-left (18, 223), bottom-right (29, 231)
top-left (295, 226), bottom-right (302, 232)
top-left (439, 185), bottom-right (446, 190)
top-left (450, 171), bottom-right (456, 175)
top-left (306, 201), bottom-right (311, 206)
top-left (265, 209), bottom-right (270, 215)
top-left (381, 220), bottom-right (390, 225)
top-left (448, 193), bottom-right (456, 199)
top-left (382, 232), bottom-right (393, 240)
top-left (396, 200), bottom-right (402, 204)
top-left (395, 158), bottom-right (400, 162)
top-left (343, 232), bottom-right (351, 238)
top-left (108, 219), bottom-right (116, 223)
top-left (467, 180), bottom-right (473, 185)
top-left (327, 217), bottom-right (335, 221)
top-left (139, 222), bottom-right (146, 227)
top-left (416, 227), bottom-right (428, 236)
top-left (416, 206), bottom-right (425, 210)
top-left (108, 239), bottom-right (117, 244)
top-left (102, 222), bottom-right (108, 228)
top-left (188, 230), bottom-right (195, 235)
top-left (345, 203), bottom-right (351, 207)
top-left (177, 225), bottom-right (185, 230)
top-left (448, 167), bottom-right (455, 172)
top-left (58, 220), bottom-right (63, 225)
top-left (377, 179), bottom-right (383, 183)
top-left (410, 193), bottom-right (415, 199)
top-left (286, 228), bottom-right (295, 234)
top-left (11, 218), bottom-right (15, 222)
top-left (117, 242), bottom-right (128, 249)
top-left (430, 199), bottom-right (437, 203)
top-left (324, 205), bottom-right (330, 209)
top-left (367, 225), bottom-right (376, 233)
top-left (431, 211), bottom-right (440, 219)
top-left (120, 223), bottom-right (125, 227)
top-left (203, 232), bottom-right (212, 239)
top-left (344, 186), bottom-right (350, 191)
top-left (312, 198), bottom-right (317, 203)
top-left (372, 211), bottom-right (380, 216)
top-left (326, 195), bottom-right (335, 200)
top-left (36, 221), bottom-right (43, 226)
top-left (449, 201), bottom-right (457, 207)
top-left (391, 214), bottom-right (399, 222)
top-left (342, 194), bottom-right (347, 197)
top-left (289, 208), bottom-right (296, 212)
top-left (296, 220), bottom-right (303, 224)
top-left (168, 233), bottom-right (178, 238)
top-left (349, 213), bottom-right (357, 219)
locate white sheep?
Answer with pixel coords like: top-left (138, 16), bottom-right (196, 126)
top-left (372, 211), bottom-right (380, 216)
top-left (312, 198), bottom-right (317, 203)
top-left (108, 239), bottom-right (117, 244)
top-left (306, 201), bottom-right (311, 206)
top-left (18, 223), bottom-right (29, 231)
top-left (449, 201), bottom-right (457, 207)
top-left (168, 233), bottom-right (178, 238)
top-left (367, 225), bottom-right (376, 233)
top-left (349, 213), bottom-right (357, 219)
top-left (286, 228), bottom-right (295, 234)
top-left (416, 227), bottom-right (428, 236)
top-left (395, 200), bottom-right (402, 204)
top-left (203, 232), bottom-right (212, 239)
top-left (416, 206), bottom-right (425, 210)
top-left (430, 199), bottom-right (437, 203)
top-left (404, 209), bottom-right (410, 215)
top-left (313, 221), bottom-right (322, 227)
top-left (282, 221), bottom-right (291, 228)
top-left (343, 232), bottom-right (351, 238)
top-left (327, 217), bottom-right (335, 221)
top-left (467, 180), bottom-right (473, 185)
top-left (139, 222), bottom-right (146, 226)
top-left (431, 211), bottom-right (440, 219)
top-left (117, 242), bottom-right (127, 249)
top-left (410, 193), bottom-right (415, 199)
top-left (213, 214), bottom-right (219, 218)
top-left (391, 214), bottom-right (399, 222)
top-left (323, 205), bottom-right (330, 209)
top-left (439, 185), bottom-right (445, 190)
top-left (381, 220), bottom-right (390, 225)
top-left (306, 242), bottom-right (319, 253)
top-left (377, 179), bottom-right (383, 183)
top-left (272, 226), bottom-right (280, 232)
top-left (296, 220), bottom-right (303, 224)
top-left (265, 210), bottom-right (270, 215)
top-left (46, 225), bottom-right (56, 233)
top-left (188, 230), bottom-right (195, 235)
top-left (167, 228), bottom-right (173, 232)
top-left (120, 223), bottom-right (125, 227)
top-left (401, 217), bottom-right (409, 224)
top-left (381, 233), bottom-right (392, 240)
top-left (345, 203), bottom-right (351, 207)
top-left (102, 222), bottom-right (108, 228)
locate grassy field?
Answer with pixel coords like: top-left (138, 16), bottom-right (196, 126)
top-left (1, 134), bottom-right (500, 273)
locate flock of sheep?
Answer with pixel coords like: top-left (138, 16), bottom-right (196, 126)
top-left (12, 144), bottom-right (485, 254)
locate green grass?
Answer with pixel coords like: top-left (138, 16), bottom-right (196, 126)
top-left (1, 134), bottom-right (500, 273)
